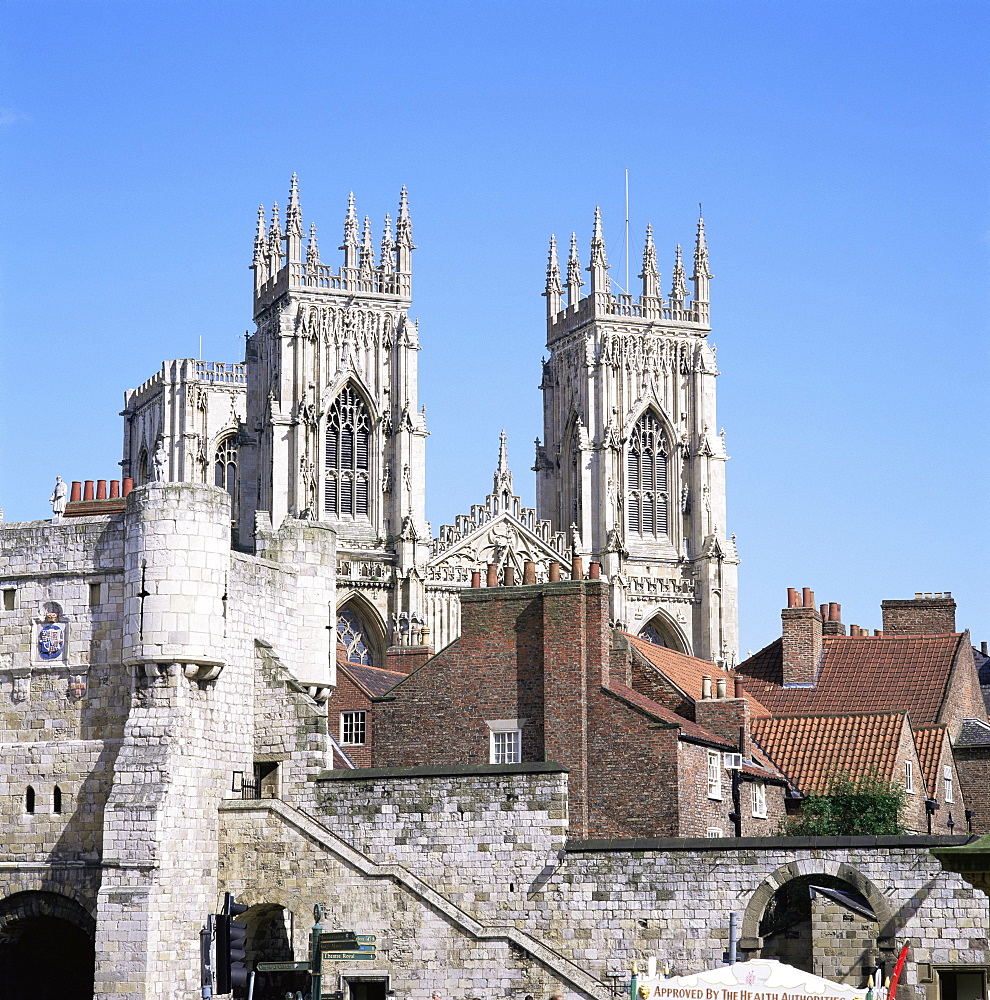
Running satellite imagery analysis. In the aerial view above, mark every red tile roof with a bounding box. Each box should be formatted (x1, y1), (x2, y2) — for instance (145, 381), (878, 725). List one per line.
(752, 712), (909, 794)
(626, 633), (770, 717)
(913, 725), (947, 798)
(736, 634), (963, 727)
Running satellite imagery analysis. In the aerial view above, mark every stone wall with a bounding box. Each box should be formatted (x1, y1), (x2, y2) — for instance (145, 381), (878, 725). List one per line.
(221, 767), (988, 1000)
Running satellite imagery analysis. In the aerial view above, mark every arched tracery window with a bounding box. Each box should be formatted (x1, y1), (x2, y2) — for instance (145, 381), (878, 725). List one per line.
(640, 618), (673, 649)
(337, 607), (375, 667)
(627, 411), (668, 537)
(137, 448), (149, 486)
(325, 387), (371, 518)
(214, 434), (238, 501)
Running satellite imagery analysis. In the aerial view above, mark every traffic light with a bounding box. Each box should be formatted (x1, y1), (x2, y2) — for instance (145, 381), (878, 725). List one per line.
(216, 891), (250, 994)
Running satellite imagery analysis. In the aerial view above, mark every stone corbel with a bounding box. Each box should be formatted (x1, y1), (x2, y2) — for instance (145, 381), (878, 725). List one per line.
(183, 663), (224, 682)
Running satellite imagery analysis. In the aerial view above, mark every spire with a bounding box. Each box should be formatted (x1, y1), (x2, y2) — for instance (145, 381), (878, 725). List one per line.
(253, 205), (266, 269)
(285, 173), (303, 238)
(395, 186), (415, 293)
(306, 222), (321, 268)
(266, 203), (283, 272)
(360, 215), (375, 277)
(396, 186), (414, 249)
(588, 206), (609, 295)
(670, 243), (687, 305)
(340, 192), (359, 278)
(285, 173), (303, 265)
(379, 212), (395, 275)
(543, 234), (562, 318)
(566, 232), (584, 306)
(639, 223), (660, 300)
(492, 429), (514, 504)
(691, 206), (711, 320)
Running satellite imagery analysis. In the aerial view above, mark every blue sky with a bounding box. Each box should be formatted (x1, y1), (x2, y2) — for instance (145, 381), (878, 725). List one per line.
(1, 0), (987, 655)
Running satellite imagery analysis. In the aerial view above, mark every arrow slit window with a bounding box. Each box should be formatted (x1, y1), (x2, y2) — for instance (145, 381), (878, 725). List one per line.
(627, 411), (668, 537)
(325, 387), (371, 518)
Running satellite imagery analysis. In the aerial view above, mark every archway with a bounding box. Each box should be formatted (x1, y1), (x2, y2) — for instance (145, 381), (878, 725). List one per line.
(0, 892), (95, 1000)
(741, 863), (895, 988)
(243, 902), (306, 1000)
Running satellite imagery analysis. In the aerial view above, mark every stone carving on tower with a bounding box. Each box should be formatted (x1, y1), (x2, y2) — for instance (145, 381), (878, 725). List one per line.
(535, 207), (739, 665)
(239, 176), (430, 663)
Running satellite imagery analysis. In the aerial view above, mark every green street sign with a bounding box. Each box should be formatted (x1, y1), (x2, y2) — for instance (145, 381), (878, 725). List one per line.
(255, 961), (311, 972)
(322, 951), (377, 962)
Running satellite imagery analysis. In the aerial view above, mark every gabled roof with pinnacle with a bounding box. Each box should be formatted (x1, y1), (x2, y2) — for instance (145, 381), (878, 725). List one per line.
(735, 633), (966, 728)
(429, 432), (569, 579)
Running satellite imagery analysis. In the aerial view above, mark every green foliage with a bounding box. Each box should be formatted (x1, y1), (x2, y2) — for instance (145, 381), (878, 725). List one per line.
(781, 771), (906, 836)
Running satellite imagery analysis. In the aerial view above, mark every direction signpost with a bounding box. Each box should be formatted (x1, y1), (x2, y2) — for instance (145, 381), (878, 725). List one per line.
(255, 962), (311, 973)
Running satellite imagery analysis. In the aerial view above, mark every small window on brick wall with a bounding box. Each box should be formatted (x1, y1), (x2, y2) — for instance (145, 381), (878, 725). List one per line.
(88, 583), (101, 607)
(904, 760), (914, 793)
(707, 750), (722, 799)
(341, 711), (366, 746)
(53, 785), (62, 814)
(25, 786), (35, 814)
(944, 765), (954, 803)
(706, 827), (723, 838)
(491, 730), (521, 765)
(751, 782), (767, 818)
(3, 589), (15, 611)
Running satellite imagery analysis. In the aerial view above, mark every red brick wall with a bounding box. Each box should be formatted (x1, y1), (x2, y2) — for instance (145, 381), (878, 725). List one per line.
(587, 689), (681, 838)
(326, 666), (374, 767)
(374, 588), (550, 767)
(881, 597), (956, 635)
(676, 741), (739, 837)
(955, 748), (990, 834)
(940, 634), (990, 735)
(739, 776), (787, 836)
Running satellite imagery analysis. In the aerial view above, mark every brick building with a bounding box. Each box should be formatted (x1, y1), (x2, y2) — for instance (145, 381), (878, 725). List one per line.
(372, 569), (787, 839)
(735, 590), (990, 834)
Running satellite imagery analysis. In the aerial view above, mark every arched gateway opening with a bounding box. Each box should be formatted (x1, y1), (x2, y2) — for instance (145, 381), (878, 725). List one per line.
(0, 892), (95, 1000)
(742, 864), (894, 988)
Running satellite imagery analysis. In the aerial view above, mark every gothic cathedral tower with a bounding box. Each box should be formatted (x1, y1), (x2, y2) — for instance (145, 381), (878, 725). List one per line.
(535, 209), (739, 665)
(240, 176), (430, 657)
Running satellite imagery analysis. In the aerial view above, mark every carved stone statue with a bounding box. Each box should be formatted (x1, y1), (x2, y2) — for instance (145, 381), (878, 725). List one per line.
(50, 476), (67, 516)
(153, 438), (167, 482)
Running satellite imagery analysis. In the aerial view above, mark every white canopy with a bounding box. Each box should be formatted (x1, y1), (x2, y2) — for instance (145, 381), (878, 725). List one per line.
(634, 959), (868, 1000)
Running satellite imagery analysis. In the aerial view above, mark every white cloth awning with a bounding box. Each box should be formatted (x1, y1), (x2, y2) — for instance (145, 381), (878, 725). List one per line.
(635, 959), (868, 1000)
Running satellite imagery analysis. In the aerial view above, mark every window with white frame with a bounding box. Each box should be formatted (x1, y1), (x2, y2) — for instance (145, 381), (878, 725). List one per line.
(944, 765), (954, 803)
(707, 750), (722, 799)
(706, 827), (723, 838)
(751, 782), (767, 818)
(490, 730), (521, 765)
(341, 711), (367, 745)
(904, 760), (914, 793)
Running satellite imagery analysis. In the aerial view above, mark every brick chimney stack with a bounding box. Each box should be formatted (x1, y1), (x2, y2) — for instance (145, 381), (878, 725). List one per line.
(821, 601), (845, 636)
(881, 593), (957, 635)
(695, 674), (752, 757)
(781, 586), (822, 687)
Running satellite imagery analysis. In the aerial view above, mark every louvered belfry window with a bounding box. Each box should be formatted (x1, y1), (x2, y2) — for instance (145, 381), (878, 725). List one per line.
(325, 387), (371, 518)
(627, 411), (669, 537)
